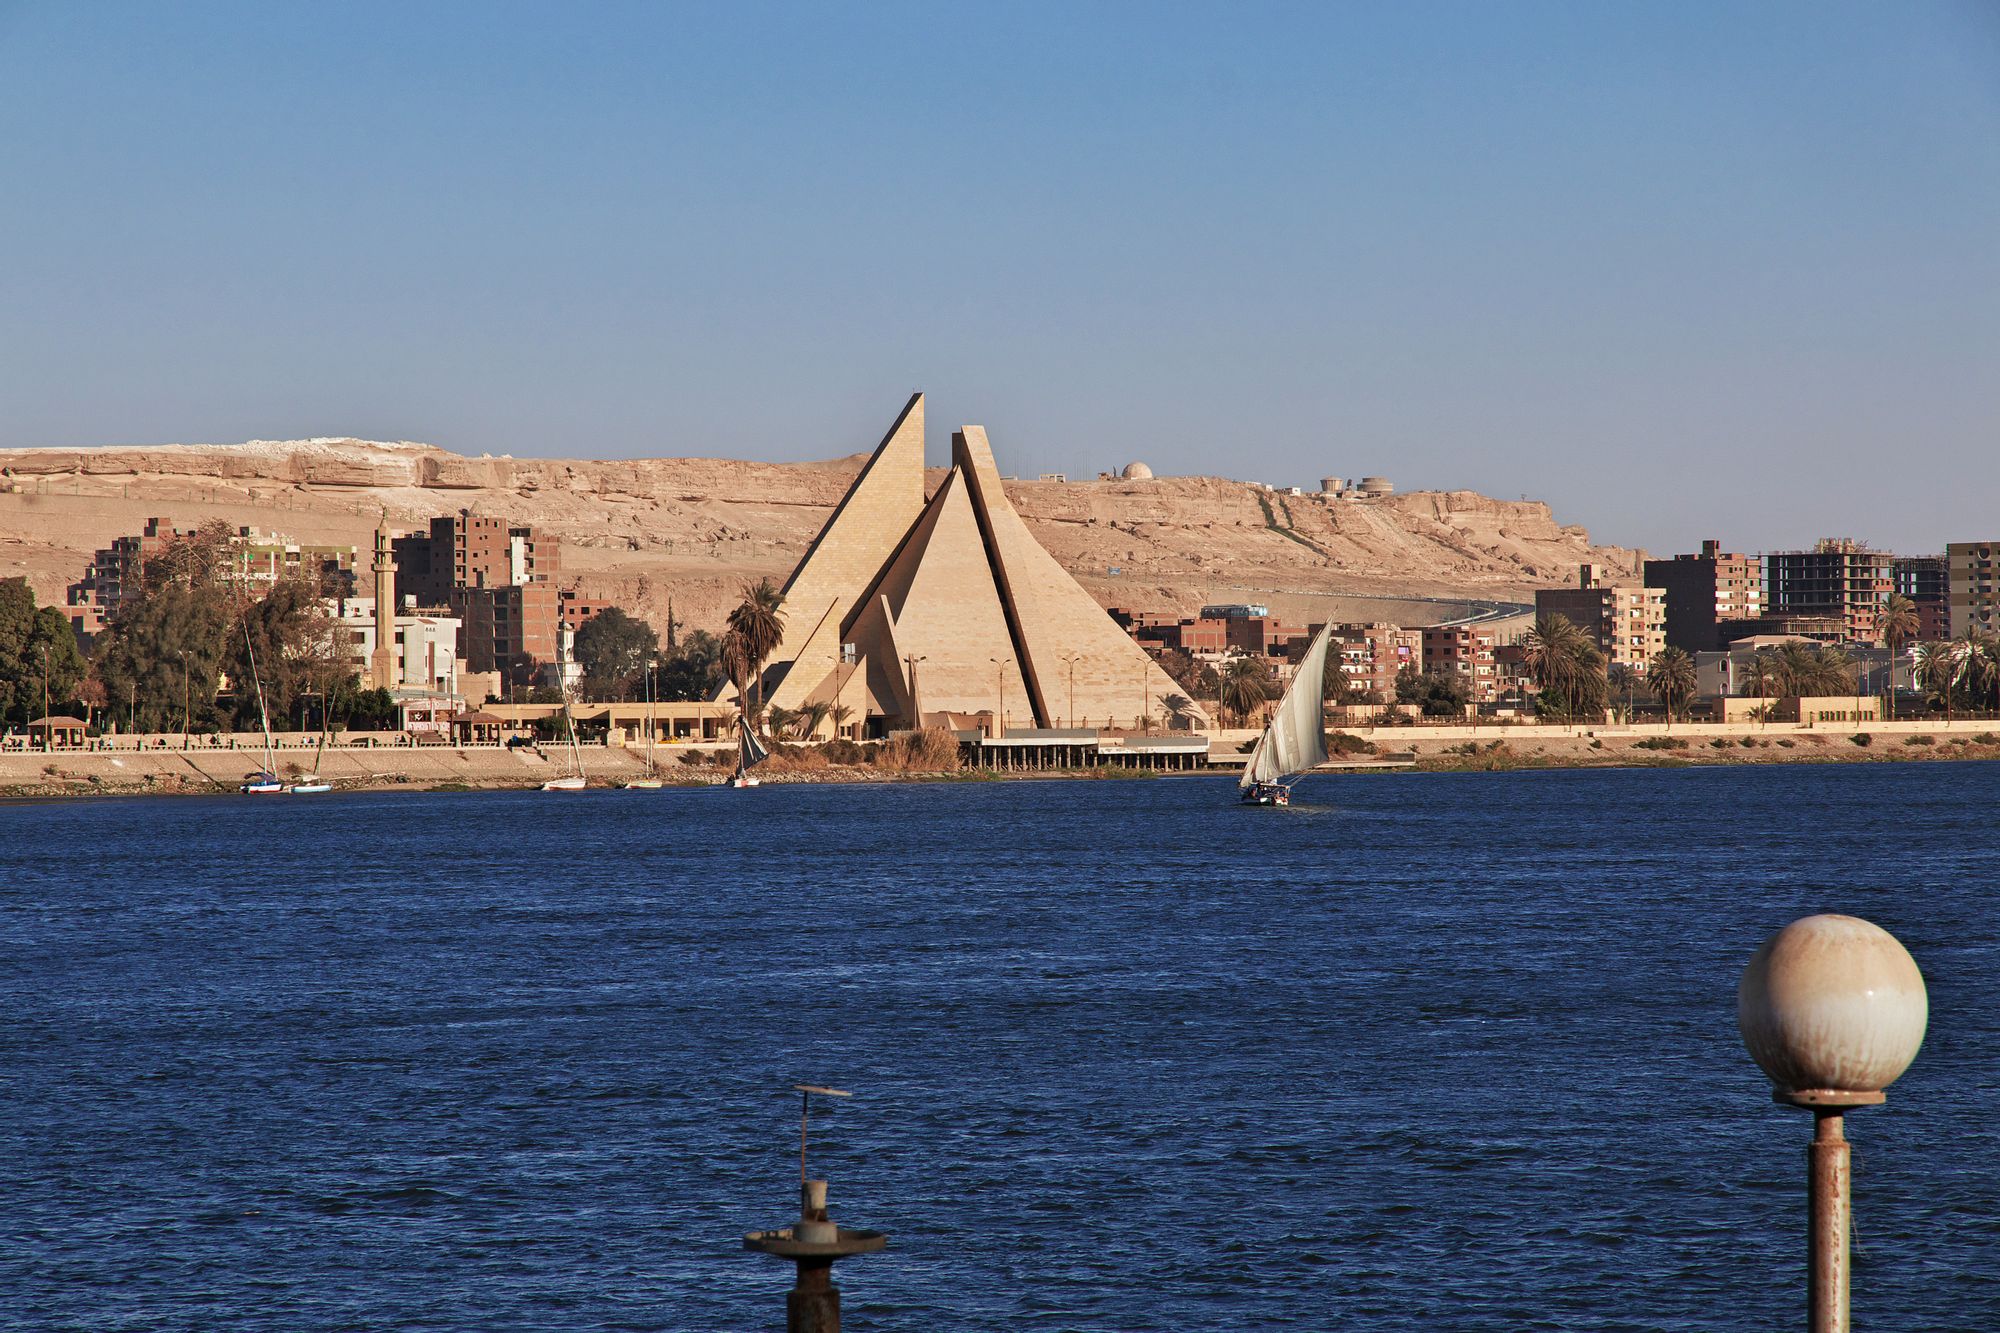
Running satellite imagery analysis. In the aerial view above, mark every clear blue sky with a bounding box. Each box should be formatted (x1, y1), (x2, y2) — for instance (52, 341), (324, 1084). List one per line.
(3, 2), (1996, 555)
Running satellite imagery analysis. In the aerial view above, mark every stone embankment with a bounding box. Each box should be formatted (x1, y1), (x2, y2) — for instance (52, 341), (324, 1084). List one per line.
(6, 715), (1999, 799)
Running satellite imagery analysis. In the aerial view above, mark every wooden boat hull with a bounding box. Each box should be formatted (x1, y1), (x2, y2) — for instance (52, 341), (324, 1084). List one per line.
(1240, 783), (1290, 807)
(542, 776), (587, 791)
(288, 783), (332, 795)
(624, 780), (664, 790)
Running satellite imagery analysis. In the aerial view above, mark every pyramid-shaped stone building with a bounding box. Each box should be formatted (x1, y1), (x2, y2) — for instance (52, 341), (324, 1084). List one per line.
(752, 394), (1205, 733)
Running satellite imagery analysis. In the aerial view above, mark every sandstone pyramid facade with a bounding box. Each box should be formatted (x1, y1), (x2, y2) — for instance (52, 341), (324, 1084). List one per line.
(753, 396), (1206, 733)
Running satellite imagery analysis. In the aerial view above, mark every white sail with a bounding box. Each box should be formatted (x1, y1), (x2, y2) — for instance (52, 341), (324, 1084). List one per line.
(1239, 622), (1334, 789)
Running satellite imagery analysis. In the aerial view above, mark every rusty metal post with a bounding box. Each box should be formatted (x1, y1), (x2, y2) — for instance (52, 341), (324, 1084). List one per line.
(747, 1088), (885, 1333)
(1738, 916), (1927, 1333)
(787, 1256), (839, 1332)
(1807, 1109), (1850, 1333)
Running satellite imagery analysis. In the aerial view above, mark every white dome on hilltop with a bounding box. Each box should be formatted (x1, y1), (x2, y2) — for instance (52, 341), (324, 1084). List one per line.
(1121, 461), (1154, 480)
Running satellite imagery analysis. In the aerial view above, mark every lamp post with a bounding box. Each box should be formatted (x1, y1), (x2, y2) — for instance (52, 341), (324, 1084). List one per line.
(1056, 652), (1080, 729)
(41, 645), (51, 753)
(179, 649), (192, 750)
(1738, 914), (1927, 1333)
(989, 656), (1011, 739)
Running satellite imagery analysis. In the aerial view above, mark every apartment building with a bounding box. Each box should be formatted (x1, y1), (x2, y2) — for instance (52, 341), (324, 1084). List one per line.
(1421, 623), (1500, 702)
(1644, 540), (1763, 652)
(67, 517), (357, 624)
(393, 510), (561, 606)
(1892, 555), (1950, 641)
(1324, 623), (1422, 700)
(1536, 564), (1667, 672)
(1947, 541), (2000, 639)
(1766, 539), (1892, 645)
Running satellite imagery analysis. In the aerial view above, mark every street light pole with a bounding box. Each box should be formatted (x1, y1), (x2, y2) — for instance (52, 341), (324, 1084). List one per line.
(41, 645), (51, 754)
(989, 657), (1010, 739)
(1739, 914), (1928, 1333)
(179, 650), (191, 750)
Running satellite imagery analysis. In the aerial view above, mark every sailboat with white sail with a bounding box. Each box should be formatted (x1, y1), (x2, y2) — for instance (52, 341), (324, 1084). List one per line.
(239, 626), (285, 794)
(624, 659), (664, 789)
(1238, 621), (1334, 807)
(542, 623), (587, 791)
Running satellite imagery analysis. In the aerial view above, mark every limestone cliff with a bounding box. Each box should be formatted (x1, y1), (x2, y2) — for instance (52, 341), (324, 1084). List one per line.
(0, 437), (1640, 632)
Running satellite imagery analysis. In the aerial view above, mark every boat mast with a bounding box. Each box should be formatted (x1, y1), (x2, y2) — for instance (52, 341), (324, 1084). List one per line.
(244, 625), (276, 774)
(644, 657), (657, 776)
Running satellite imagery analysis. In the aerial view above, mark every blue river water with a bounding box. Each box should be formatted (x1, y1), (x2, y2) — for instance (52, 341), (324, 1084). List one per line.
(2, 763), (1997, 1330)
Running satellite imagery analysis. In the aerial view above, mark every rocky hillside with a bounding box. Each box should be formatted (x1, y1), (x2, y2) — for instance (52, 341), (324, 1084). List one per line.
(0, 437), (1641, 633)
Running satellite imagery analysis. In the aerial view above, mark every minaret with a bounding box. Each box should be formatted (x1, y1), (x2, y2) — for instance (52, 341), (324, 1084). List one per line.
(370, 518), (397, 690)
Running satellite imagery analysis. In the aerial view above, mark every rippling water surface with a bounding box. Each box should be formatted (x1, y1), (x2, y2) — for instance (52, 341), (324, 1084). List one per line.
(3, 763), (1998, 1330)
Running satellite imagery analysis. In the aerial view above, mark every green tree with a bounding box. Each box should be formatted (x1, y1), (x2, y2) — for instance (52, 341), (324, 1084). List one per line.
(0, 580), (87, 726)
(220, 578), (330, 729)
(1156, 646), (1220, 701)
(1913, 640), (1958, 721)
(654, 628), (724, 702)
(1522, 614), (1601, 720)
(574, 608), (658, 699)
(1219, 656), (1274, 726)
(1397, 668), (1471, 717)
(1648, 646), (1698, 725)
(94, 579), (234, 733)
(726, 579), (786, 727)
(1879, 594), (1920, 713)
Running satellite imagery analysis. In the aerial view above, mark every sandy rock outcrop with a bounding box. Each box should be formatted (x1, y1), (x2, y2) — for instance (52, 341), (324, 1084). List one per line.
(0, 437), (1640, 634)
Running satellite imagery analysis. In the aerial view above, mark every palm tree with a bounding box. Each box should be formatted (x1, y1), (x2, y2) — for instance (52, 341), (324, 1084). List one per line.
(1744, 649), (1779, 723)
(720, 629), (751, 720)
(726, 578), (785, 731)
(795, 698), (833, 741)
(829, 701), (854, 741)
(1523, 615), (1589, 719)
(1960, 633), (2000, 719)
(1648, 646), (1698, 727)
(1879, 594), (1920, 715)
(1220, 657), (1271, 727)
(1607, 663), (1636, 722)
(1914, 641), (1957, 721)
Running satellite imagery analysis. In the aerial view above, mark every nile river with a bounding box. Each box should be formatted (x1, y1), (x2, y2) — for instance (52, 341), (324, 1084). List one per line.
(3, 764), (1997, 1329)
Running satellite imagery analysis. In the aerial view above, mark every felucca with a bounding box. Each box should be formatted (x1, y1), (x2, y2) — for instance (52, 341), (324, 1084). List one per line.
(624, 660), (664, 789)
(239, 626), (285, 794)
(542, 631), (587, 791)
(1238, 621), (1334, 807)
(729, 718), (769, 789)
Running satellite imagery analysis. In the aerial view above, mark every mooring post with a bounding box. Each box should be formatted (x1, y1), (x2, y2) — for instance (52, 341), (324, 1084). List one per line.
(1737, 914), (1927, 1333)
